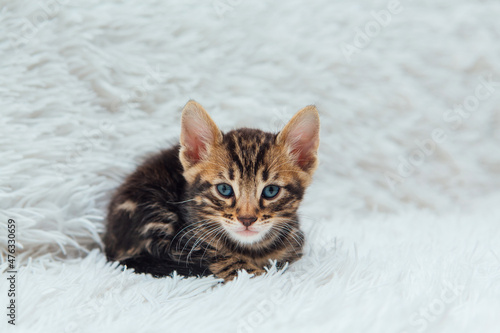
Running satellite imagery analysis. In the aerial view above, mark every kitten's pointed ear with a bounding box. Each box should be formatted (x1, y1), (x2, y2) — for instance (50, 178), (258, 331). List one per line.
(180, 101), (222, 168)
(277, 105), (320, 173)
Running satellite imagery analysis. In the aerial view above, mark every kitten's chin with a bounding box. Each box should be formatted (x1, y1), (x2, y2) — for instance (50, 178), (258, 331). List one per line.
(226, 226), (269, 245)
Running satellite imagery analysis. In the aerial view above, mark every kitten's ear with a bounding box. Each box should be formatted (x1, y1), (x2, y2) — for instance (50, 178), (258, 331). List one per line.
(180, 101), (222, 168)
(277, 105), (320, 173)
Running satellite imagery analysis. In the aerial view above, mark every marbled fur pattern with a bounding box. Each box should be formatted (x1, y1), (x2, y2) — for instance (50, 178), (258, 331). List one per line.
(104, 101), (320, 281)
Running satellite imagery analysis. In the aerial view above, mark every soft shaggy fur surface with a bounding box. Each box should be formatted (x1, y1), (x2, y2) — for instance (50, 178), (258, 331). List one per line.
(1, 0), (500, 332)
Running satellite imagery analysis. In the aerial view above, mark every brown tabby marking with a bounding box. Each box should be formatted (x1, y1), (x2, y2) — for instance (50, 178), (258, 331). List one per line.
(104, 101), (320, 281)
(141, 222), (174, 236)
(116, 200), (137, 214)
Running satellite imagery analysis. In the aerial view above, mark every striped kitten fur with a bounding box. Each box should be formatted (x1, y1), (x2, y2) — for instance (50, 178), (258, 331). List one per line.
(104, 101), (320, 281)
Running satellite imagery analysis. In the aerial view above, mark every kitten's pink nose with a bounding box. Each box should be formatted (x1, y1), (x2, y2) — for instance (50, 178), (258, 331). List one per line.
(238, 216), (257, 227)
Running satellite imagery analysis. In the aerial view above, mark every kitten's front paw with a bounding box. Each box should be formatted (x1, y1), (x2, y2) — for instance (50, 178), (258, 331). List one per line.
(244, 267), (267, 278)
(210, 260), (266, 282)
(218, 268), (267, 282)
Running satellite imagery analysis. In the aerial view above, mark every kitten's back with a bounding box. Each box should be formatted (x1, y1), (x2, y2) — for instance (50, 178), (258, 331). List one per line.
(104, 146), (185, 262)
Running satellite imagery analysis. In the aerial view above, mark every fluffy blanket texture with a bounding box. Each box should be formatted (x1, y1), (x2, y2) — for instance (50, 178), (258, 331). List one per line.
(1, 0), (500, 332)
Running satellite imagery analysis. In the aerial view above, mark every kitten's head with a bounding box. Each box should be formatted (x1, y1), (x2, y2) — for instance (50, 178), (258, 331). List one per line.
(179, 101), (320, 248)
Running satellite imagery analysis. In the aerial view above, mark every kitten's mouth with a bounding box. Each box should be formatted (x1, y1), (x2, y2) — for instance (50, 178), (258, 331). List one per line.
(224, 223), (269, 244)
(235, 228), (260, 237)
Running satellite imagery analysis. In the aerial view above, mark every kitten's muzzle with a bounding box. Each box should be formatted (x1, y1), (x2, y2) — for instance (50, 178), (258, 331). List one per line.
(237, 216), (258, 227)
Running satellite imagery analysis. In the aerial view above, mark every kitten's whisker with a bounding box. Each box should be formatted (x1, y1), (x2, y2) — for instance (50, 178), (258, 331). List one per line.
(213, 227), (229, 253)
(189, 225), (221, 262)
(179, 221), (217, 258)
(269, 226), (289, 252)
(179, 225), (207, 255)
(163, 198), (196, 205)
(169, 219), (211, 252)
(170, 220), (213, 259)
(186, 226), (216, 261)
(202, 227), (226, 260)
(268, 226), (298, 259)
(277, 223), (304, 250)
(283, 235), (300, 257)
(171, 219), (210, 243)
(188, 224), (218, 255)
(176, 225), (209, 264)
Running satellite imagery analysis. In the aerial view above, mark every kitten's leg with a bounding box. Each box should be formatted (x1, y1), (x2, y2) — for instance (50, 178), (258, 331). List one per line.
(139, 221), (176, 256)
(121, 253), (211, 278)
(110, 205), (214, 277)
(124, 224), (214, 278)
(106, 199), (178, 264)
(209, 256), (267, 281)
(208, 229), (304, 281)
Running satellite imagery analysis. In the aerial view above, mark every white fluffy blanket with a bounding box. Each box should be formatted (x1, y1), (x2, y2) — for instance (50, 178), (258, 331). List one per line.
(1, 0), (500, 332)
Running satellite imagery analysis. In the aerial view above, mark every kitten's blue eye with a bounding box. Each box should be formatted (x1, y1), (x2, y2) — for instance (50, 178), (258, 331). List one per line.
(217, 183), (234, 197)
(262, 185), (280, 199)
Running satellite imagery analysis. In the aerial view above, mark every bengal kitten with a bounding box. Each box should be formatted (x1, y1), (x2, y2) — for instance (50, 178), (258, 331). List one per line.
(104, 101), (320, 281)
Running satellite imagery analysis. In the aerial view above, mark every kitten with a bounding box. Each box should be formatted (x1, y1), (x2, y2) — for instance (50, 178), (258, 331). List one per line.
(104, 101), (320, 281)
